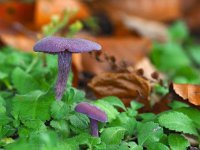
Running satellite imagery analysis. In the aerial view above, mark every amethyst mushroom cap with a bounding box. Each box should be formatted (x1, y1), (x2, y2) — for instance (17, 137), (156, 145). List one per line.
(33, 36), (101, 100)
(75, 102), (107, 137)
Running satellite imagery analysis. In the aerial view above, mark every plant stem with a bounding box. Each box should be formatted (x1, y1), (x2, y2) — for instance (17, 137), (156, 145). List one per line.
(55, 52), (72, 100)
(3, 80), (13, 90)
(90, 118), (99, 137)
(26, 55), (39, 73)
(42, 53), (47, 67)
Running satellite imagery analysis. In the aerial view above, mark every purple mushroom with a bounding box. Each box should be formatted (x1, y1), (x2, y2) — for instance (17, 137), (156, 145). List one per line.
(33, 36), (101, 100)
(75, 102), (108, 137)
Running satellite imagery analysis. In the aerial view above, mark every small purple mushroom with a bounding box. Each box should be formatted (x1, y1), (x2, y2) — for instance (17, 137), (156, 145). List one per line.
(75, 102), (107, 137)
(33, 36), (101, 100)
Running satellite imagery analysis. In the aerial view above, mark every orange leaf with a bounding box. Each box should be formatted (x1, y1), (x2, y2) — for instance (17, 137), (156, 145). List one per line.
(172, 83), (200, 106)
(0, 2), (34, 23)
(90, 0), (182, 21)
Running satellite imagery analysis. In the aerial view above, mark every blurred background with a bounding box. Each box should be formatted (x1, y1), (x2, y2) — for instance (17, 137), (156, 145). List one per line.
(1, 0), (200, 111)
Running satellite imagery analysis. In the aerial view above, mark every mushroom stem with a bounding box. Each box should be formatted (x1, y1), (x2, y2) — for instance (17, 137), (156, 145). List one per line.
(55, 52), (72, 100)
(90, 118), (99, 137)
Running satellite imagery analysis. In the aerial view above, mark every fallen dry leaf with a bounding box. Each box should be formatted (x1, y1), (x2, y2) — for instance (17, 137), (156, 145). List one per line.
(79, 36), (151, 74)
(134, 57), (165, 81)
(88, 0), (182, 22)
(0, 2), (34, 24)
(122, 15), (169, 42)
(0, 33), (35, 51)
(88, 72), (151, 107)
(0, 21), (37, 51)
(183, 2), (200, 31)
(171, 83), (200, 106)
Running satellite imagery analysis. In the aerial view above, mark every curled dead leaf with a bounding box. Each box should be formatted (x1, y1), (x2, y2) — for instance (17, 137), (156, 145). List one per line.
(171, 83), (200, 106)
(88, 72), (151, 106)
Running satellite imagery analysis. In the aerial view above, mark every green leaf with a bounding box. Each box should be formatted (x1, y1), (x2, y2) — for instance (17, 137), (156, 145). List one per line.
(12, 90), (54, 121)
(175, 107), (200, 127)
(109, 112), (137, 135)
(0, 96), (6, 114)
(72, 132), (91, 145)
(12, 68), (41, 94)
(0, 113), (11, 126)
(150, 42), (190, 72)
(137, 121), (164, 146)
(50, 101), (69, 119)
(99, 96), (126, 110)
(8, 130), (73, 150)
(101, 127), (126, 144)
(0, 71), (8, 80)
(93, 100), (119, 122)
(0, 125), (15, 139)
(69, 113), (89, 129)
(172, 66), (200, 84)
(130, 101), (144, 110)
(50, 120), (70, 137)
(138, 113), (156, 122)
(168, 21), (189, 41)
(88, 136), (101, 148)
(188, 45), (200, 65)
(65, 87), (85, 104)
(153, 84), (169, 95)
(22, 119), (46, 131)
(5, 49), (31, 68)
(126, 108), (138, 117)
(118, 142), (143, 150)
(168, 100), (189, 109)
(125, 142), (143, 150)
(168, 134), (190, 150)
(158, 111), (198, 136)
(146, 142), (169, 150)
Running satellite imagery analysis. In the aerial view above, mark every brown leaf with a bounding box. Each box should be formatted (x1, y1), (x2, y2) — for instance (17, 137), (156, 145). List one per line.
(0, 21), (37, 51)
(80, 36), (151, 74)
(171, 83), (200, 106)
(88, 72), (151, 107)
(134, 57), (164, 81)
(0, 33), (35, 51)
(89, 0), (182, 22)
(122, 15), (169, 42)
(183, 2), (200, 31)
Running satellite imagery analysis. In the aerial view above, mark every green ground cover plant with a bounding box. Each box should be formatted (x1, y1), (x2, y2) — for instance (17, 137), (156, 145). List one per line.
(0, 21), (199, 150)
